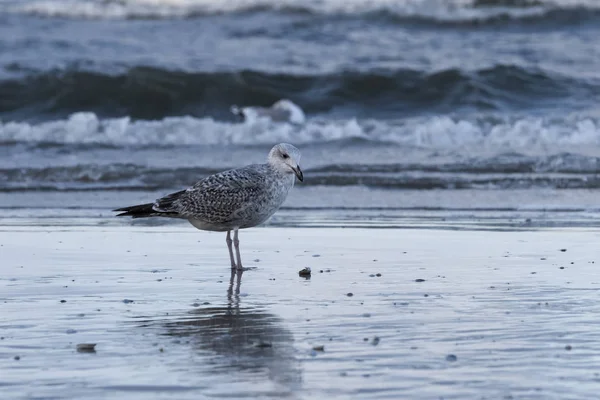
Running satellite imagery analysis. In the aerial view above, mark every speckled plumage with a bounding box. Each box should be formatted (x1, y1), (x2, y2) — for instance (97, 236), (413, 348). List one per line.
(154, 163), (295, 231)
(114, 143), (303, 269)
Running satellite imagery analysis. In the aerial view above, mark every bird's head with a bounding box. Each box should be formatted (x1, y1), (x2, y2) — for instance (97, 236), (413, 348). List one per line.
(268, 143), (303, 182)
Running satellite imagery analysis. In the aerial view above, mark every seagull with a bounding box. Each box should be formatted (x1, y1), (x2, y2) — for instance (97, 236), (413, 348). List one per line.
(113, 143), (303, 270)
(230, 99), (306, 125)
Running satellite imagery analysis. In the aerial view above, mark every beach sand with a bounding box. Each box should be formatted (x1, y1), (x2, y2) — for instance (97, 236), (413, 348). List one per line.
(1, 225), (600, 399)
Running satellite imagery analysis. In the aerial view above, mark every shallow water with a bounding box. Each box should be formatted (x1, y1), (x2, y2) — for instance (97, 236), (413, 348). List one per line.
(2, 225), (600, 399)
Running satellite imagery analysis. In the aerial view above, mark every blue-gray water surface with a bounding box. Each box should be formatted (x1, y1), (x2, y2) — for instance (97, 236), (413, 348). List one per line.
(2, 0), (600, 225)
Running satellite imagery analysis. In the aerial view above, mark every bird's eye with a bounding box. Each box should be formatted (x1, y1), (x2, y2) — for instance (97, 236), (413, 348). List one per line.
(282, 153), (289, 159)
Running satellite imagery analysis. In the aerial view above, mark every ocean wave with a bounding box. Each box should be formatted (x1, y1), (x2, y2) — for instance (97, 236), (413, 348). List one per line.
(3, 155), (600, 192)
(0, 66), (594, 121)
(5, 0), (600, 25)
(3, 112), (600, 153)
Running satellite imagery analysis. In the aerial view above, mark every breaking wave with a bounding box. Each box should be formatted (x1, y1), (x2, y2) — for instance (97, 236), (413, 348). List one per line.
(5, 0), (600, 27)
(2, 112), (600, 152)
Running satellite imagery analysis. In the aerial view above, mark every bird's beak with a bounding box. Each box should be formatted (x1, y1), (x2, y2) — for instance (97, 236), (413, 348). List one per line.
(293, 165), (303, 182)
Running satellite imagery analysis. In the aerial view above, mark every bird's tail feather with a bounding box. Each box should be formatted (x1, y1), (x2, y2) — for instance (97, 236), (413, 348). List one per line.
(113, 203), (163, 218)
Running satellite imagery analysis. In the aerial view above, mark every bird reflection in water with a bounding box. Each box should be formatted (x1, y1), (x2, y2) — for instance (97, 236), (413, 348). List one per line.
(158, 269), (302, 395)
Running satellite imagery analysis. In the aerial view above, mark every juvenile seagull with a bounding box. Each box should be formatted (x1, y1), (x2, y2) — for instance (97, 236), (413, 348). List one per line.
(114, 143), (303, 270)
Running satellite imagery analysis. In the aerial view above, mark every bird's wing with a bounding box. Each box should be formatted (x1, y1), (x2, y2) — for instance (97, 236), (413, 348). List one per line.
(153, 165), (268, 224)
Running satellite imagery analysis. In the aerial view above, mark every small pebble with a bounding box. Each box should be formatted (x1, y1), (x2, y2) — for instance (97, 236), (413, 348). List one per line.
(122, 299), (134, 304)
(415, 279), (425, 282)
(346, 292), (354, 297)
(559, 267), (565, 270)
(298, 267), (311, 278)
(312, 345), (325, 352)
(371, 337), (380, 346)
(66, 329), (77, 334)
(76, 343), (96, 353)
(256, 342), (272, 348)
(60, 300), (67, 303)
(565, 345), (572, 351)
(560, 249), (567, 252)
(14, 356), (20, 361)
(446, 354), (458, 362)
(376, 273), (381, 277)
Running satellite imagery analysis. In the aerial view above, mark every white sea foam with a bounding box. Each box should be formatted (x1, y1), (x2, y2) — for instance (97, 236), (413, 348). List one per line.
(3, 112), (600, 155)
(4, 0), (599, 20)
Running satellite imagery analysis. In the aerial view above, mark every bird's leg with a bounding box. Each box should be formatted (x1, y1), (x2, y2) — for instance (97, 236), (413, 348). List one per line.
(226, 230), (236, 269)
(233, 228), (243, 270)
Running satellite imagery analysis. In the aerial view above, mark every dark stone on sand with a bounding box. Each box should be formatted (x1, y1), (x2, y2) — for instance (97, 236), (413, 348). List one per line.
(445, 354), (457, 362)
(256, 342), (272, 348)
(312, 254), (321, 257)
(565, 345), (572, 351)
(66, 329), (77, 334)
(60, 300), (66, 303)
(122, 299), (134, 304)
(371, 337), (380, 346)
(424, 294), (429, 297)
(346, 292), (354, 297)
(14, 356), (20, 360)
(560, 249), (566, 252)
(415, 279), (425, 282)
(192, 303), (200, 307)
(369, 274), (375, 277)
(312, 345), (325, 351)
(376, 273), (381, 277)
(559, 267), (565, 269)
(363, 338), (368, 341)
(299, 267), (311, 277)
(76, 343), (96, 353)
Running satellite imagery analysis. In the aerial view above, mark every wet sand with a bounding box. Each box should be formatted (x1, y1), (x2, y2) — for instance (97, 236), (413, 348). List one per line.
(1, 225), (600, 399)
